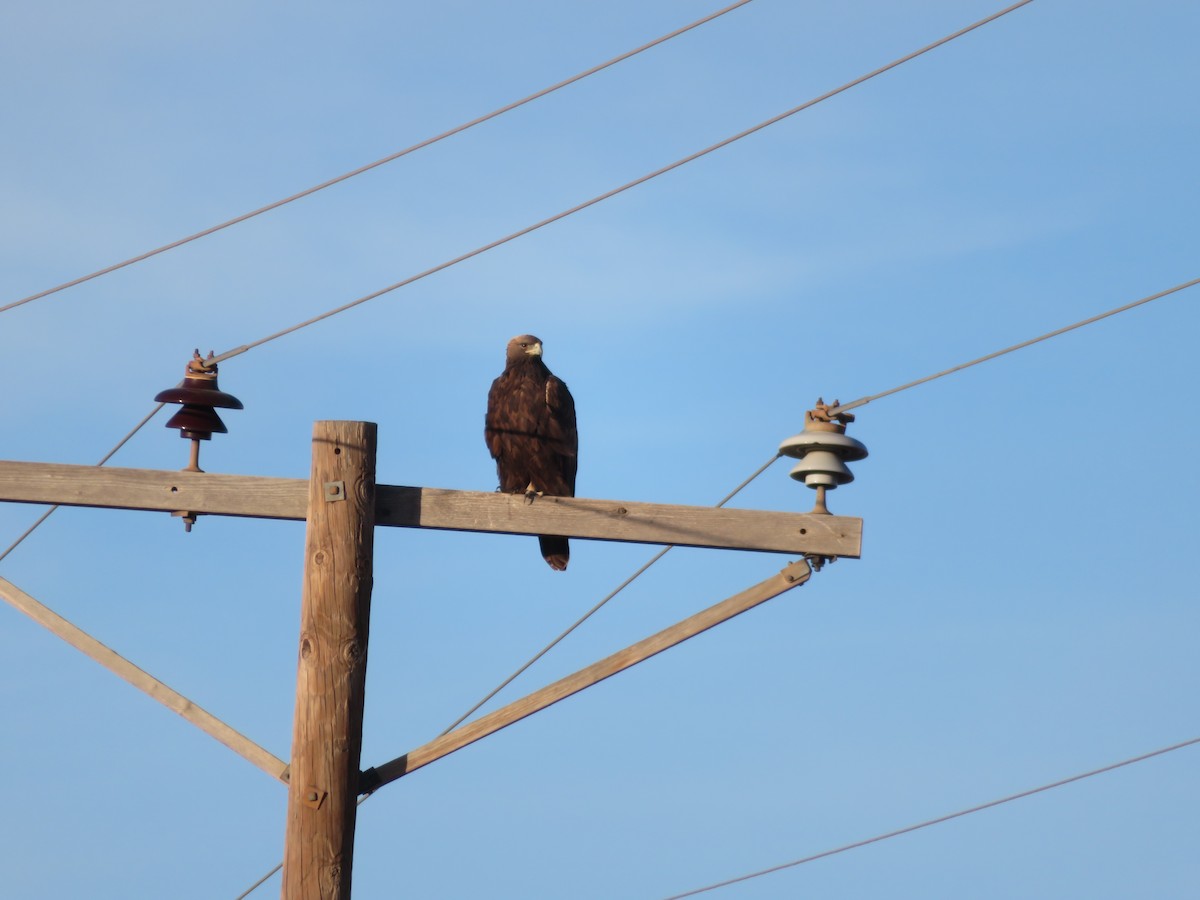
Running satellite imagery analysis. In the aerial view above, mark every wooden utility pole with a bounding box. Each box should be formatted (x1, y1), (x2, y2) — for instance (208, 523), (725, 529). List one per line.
(0, 422), (866, 899)
(281, 421), (378, 899)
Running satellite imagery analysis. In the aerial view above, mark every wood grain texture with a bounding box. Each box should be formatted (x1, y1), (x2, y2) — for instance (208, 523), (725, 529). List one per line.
(376, 487), (862, 557)
(281, 423), (377, 900)
(0, 460), (306, 519)
(364, 559), (812, 791)
(0, 575), (288, 782)
(0, 461), (860, 557)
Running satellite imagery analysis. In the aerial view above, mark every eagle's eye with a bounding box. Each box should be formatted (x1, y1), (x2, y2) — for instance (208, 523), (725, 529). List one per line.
(520, 342), (528, 348)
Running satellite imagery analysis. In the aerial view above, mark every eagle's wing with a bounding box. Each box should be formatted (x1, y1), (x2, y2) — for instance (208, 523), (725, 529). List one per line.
(484, 377), (506, 459)
(543, 375), (578, 494)
(542, 375), (577, 455)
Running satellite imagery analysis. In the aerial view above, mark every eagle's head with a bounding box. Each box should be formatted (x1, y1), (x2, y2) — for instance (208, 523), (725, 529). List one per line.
(506, 334), (544, 364)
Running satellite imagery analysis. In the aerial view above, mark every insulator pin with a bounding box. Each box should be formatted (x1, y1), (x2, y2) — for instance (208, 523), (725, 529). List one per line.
(779, 400), (867, 515)
(154, 350), (244, 529)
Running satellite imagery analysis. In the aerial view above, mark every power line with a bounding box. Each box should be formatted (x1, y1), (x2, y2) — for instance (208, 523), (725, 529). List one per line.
(2, 0), (1038, 571)
(830, 276), (1200, 417)
(662, 734), (1200, 898)
(0, 0), (1041, 585)
(0, 0), (756, 317)
(0, 0), (1046, 685)
(207, 0), (1038, 367)
(2, 1), (1185, 893)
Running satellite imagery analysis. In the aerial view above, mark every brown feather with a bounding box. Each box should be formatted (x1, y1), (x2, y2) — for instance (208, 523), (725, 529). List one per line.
(485, 335), (578, 570)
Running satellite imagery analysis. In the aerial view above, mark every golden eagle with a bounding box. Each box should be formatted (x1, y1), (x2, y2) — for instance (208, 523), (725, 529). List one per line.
(485, 334), (578, 571)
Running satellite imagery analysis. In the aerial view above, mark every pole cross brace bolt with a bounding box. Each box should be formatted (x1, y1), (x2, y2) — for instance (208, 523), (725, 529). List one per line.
(303, 787), (328, 810)
(324, 481), (346, 502)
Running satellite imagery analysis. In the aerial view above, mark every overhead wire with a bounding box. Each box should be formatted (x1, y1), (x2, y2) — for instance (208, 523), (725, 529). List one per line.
(4, 0), (1184, 894)
(2, 0), (1040, 565)
(662, 734), (1200, 898)
(12, 0), (1168, 890)
(0, 0), (754, 560)
(0, 0), (757, 317)
(23, 7), (1199, 900)
(205, 0), (1039, 368)
(232, 860), (285, 900)
(830, 276), (1200, 417)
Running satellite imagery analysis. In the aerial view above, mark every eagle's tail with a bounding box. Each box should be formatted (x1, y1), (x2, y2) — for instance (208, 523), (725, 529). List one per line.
(539, 535), (569, 572)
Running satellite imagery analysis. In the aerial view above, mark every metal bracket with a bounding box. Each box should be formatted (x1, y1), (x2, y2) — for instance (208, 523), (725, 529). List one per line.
(303, 787), (328, 810)
(358, 766), (382, 796)
(324, 481), (346, 502)
(171, 509), (199, 532)
(803, 553), (835, 573)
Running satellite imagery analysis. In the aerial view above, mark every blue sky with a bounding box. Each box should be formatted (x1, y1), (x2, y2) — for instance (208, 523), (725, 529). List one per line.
(2, 1), (1198, 897)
